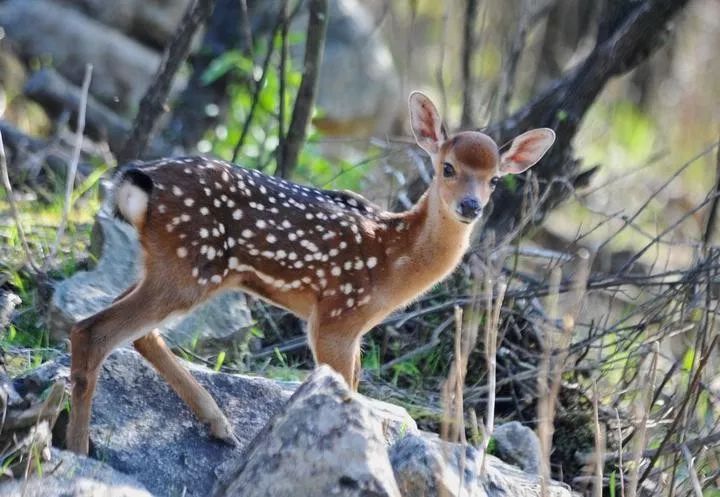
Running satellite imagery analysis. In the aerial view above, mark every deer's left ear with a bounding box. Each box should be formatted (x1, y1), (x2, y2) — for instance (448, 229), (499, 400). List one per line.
(500, 128), (555, 175)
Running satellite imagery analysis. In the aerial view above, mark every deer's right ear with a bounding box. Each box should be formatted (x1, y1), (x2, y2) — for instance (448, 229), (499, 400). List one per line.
(409, 91), (447, 155)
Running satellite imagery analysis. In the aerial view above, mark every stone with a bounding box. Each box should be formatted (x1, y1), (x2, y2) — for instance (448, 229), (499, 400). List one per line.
(0, 290), (20, 332)
(389, 433), (575, 497)
(47, 199), (253, 348)
(214, 366), (402, 497)
(58, 0), (193, 48)
(249, 0), (401, 137)
(23, 351), (415, 497)
(0, 0), (163, 114)
(0, 448), (154, 497)
(27, 350), (289, 497)
(493, 421), (542, 475)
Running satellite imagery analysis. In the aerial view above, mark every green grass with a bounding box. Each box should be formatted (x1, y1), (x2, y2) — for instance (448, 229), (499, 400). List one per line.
(0, 164), (105, 359)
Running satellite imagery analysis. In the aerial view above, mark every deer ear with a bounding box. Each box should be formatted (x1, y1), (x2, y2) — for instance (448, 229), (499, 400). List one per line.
(409, 91), (447, 155)
(500, 128), (555, 175)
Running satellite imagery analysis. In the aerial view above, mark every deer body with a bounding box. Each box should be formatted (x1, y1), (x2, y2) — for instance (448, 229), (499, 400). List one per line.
(66, 92), (554, 454)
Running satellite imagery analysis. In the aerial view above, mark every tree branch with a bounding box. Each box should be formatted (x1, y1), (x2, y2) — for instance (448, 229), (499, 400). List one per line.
(398, 0), (691, 244)
(118, 0), (215, 163)
(276, 0), (328, 179)
(460, 0), (479, 128)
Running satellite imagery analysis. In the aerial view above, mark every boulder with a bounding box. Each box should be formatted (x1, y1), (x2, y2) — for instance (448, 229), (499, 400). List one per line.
(493, 421), (542, 475)
(214, 366), (403, 497)
(0, 290), (20, 332)
(58, 0), (193, 49)
(23, 351), (416, 497)
(250, 0), (401, 137)
(0, 449), (154, 497)
(0, 0), (163, 113)
(47, 199), (253, 348)
(390, 434), (574, 497)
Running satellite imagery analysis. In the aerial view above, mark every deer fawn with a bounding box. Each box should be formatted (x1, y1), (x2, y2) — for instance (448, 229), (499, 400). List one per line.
(66, 92), (554, 454)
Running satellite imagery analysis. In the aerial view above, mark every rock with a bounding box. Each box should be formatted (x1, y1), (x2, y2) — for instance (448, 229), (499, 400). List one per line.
(0, 0), (163, 114)
(389, 434), (575, 497)
(23, 351), (415, 497)
(214, 366), (402, 497)
(0, 448), (154, 497)
(28, 349), (289, 497)
(47, 199), (252, 348)
(0, 290), (20, 332)
(493, 421), (541, 475)
(248, 0), (400, 137)
(59, 0), (193, 49)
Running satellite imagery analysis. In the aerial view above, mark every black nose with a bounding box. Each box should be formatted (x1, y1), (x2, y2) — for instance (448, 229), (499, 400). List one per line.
(458, 197), (481, 219)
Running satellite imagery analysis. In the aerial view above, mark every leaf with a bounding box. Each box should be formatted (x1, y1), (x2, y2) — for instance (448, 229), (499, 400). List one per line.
(202, 51), (249, 85)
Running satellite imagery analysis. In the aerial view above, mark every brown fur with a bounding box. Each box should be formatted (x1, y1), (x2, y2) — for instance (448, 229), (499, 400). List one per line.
(66, 92), (553, 455)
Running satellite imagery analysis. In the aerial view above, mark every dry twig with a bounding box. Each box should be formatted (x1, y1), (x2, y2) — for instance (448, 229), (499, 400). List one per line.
(0, 133), (37, 272)
(276, 0), (328, 179)
(48, 64), (92, 266)
(119, 0), (215, 163)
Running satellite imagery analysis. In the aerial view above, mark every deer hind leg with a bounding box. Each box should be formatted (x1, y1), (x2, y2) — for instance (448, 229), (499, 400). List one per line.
(66, 281), (194, 454)
(133, 330), (236, 444)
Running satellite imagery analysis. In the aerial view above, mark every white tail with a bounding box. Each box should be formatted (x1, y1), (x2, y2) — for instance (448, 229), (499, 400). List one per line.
(66, 91), (555, 454)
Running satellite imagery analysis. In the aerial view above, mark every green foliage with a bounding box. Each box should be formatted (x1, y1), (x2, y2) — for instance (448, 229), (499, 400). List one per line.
(485, 437), (496, 455)
(0, 158), (105, 363)
(201, 36), (361, 192)
(214, 350), (226, 372)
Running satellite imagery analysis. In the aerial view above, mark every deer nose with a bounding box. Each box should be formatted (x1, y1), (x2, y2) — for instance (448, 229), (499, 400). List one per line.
(457, 197), (482, 220)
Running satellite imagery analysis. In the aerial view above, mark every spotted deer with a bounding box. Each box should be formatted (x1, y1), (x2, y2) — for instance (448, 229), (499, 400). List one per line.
(66, 91), (554, 454)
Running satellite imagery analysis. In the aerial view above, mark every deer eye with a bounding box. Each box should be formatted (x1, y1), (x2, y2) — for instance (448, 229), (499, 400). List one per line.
(490, 177), (500, 190)
(443, 162), (456, 178)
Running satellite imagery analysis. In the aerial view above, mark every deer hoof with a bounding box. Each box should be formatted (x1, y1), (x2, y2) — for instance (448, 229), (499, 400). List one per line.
(210, 416), (238, 446)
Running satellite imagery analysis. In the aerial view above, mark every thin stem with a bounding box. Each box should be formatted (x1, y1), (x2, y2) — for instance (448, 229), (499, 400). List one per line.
(0, 132), (38, 272)
(276, 0), (328, 179)
(49, 64), (92, 265)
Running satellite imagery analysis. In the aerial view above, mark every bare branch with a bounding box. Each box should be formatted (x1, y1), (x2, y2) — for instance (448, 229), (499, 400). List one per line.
(118, 0), (215, 163)
(0, 132), (37, 272)
(702, 134), (720, 251)
(460, 0), (479, 128)
(231, 17), (283, 163)
(49, 64), (92, 266)
(276, 0), (329, 179)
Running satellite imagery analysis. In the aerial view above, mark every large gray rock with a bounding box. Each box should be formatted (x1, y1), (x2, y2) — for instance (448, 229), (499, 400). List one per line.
(390, 434), (574, 497)
(48, 199), (253, 347)
(0, 0), (162, 113)
(493, 421), (541, 475)
(30, 349), (289, 497)
(27, 351), (416, 497)
(251, 0), (400, 136)
(59, 0), (193, 48)
(0, 448), (153, 497)
(214, 366), (403, 497)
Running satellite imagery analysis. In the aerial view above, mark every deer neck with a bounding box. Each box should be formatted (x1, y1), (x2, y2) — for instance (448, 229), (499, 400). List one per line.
(385, 184), (474, 293)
